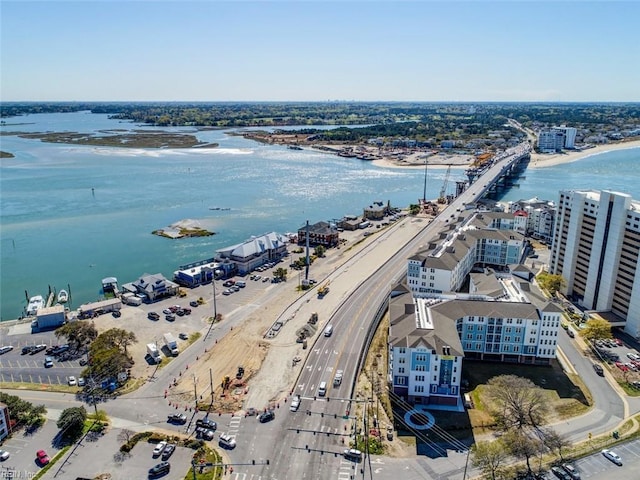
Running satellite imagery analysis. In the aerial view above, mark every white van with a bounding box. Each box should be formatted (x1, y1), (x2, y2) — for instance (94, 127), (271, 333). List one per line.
(324, 325), (333, 337)
(236, 280), (246, 288)
(318, 381), (327, 397)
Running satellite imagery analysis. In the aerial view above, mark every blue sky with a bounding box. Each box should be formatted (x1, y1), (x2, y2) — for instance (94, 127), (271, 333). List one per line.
(1, 1), (639, 102)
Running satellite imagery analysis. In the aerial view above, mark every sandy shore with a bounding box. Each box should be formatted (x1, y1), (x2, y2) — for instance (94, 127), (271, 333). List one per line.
(529, 140), (640, 169)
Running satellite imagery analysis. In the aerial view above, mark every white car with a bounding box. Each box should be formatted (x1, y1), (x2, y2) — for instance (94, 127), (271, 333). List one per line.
(602, 448), (622, 465)
(153, 441), (167, 457)
(290, 395), (301, 412)
(218, 433), (236, 449)
(0, 449), (10, 461)
(77, 377), (85, 387)
(68, 376), (77, 386)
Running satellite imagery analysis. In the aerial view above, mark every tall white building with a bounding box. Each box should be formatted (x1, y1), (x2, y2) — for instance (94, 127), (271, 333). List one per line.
(537, 126), (578, 152)
(549, 190), (640, 336)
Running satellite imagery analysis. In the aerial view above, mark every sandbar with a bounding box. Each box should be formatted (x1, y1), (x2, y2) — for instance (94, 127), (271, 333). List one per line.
(529, 140), (640, 169)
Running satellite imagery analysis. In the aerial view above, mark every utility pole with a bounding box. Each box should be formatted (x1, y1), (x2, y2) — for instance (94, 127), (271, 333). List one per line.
(305, 220), (310, 281)
(193, 375), (198, 411)
(209, 368), (214, 410)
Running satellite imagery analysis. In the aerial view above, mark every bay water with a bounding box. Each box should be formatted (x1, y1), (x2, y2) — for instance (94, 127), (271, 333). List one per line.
(1, 112), (638, 320)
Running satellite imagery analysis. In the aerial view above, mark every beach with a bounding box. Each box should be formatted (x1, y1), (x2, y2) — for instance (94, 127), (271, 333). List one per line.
(529, 140), (640, 169)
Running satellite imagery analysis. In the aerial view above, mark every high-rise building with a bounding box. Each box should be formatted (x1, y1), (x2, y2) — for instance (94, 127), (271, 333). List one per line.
(537, 126), (578, 152)
(549, 190), (640, 336)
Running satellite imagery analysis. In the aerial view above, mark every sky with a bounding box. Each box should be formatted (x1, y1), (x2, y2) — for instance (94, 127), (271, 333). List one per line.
(1, 1), (639, 102)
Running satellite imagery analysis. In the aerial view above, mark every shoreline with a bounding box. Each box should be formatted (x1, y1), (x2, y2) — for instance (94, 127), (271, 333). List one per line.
(528, 140), (640, 169)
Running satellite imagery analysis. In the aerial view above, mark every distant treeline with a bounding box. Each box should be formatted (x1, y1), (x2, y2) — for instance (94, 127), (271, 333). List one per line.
(2, 102), (639, 134)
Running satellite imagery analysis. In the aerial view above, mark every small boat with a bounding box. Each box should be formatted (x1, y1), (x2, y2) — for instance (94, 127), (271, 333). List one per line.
(57, 289), (69, 304)
(26, 295), (45, 316)
(288, 145), (303, 150)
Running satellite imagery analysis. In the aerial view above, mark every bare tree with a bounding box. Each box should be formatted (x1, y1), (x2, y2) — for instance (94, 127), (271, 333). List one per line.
(539, 427), (571, 461)
(504, 429), (545, 475)
(471, 439), (509, 480)
(117, 428), (135, 444)
(487, 375), (549, 430)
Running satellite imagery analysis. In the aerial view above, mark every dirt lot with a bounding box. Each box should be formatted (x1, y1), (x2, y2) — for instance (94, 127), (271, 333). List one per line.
(165, 214), (430, 414)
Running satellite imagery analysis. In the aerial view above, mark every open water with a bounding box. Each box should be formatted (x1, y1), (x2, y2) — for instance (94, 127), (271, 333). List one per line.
(1, 112), (639, 320)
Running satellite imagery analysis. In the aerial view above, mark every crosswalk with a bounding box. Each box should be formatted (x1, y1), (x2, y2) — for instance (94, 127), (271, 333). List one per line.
(337, 457), (358, 480)
(227, 413), (242, 439)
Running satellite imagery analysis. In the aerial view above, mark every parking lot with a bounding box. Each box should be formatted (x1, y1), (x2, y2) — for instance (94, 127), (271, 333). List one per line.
(567, 438), (640, 479)
(0, 329), (85, 386)
(590, 336), (640, 387)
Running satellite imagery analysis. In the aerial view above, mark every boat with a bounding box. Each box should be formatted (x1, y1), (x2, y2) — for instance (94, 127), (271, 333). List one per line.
(287, 145), (303, 150)
(57, 289), (69, 304)
(26, 295), (45, 316)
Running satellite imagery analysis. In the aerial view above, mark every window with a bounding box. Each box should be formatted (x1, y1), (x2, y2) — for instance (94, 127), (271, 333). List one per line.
(416, 375), (425, 382)
(398, 367), (405, 374)
(399, 357), (406, 364)
(415, 385), (424, 393)
(396, 377), (406, 385)
(399, 348), (406, 354)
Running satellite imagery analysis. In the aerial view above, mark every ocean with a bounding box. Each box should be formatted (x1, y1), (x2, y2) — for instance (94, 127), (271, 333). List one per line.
(1, 112), (639, 320)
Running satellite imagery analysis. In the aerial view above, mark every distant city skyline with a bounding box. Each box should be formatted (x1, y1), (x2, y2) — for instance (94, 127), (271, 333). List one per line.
(1, 1), (639, 102)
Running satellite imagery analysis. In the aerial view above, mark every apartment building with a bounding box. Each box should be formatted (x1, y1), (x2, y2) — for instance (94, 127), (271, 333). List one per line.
(508, 197), (556, 242)
(0, 402), (10, 441)
(388, 273), (562, 407)
(537, 126), (578, 152)
(549, 190), (640, 336)
(407, 212), (524, 294)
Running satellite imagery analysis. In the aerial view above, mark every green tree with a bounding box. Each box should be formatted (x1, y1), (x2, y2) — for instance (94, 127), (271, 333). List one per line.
(471, 439), (509, 480)
(536, 272), (565, 296)
(0, 392), (47, 429)
(273, 267), (288, 281)
(580, 318), (613, 342)
(487, 375), (549, 431)
(92, 328), (137, 356)
(314, 245), (326, 257)
(55, 321), (98, 352)
(408, 204), (420, 215)
(57, 406), (87, 441)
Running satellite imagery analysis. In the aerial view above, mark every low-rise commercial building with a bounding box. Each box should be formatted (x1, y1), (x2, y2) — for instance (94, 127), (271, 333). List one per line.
(216, 231), (289, 275)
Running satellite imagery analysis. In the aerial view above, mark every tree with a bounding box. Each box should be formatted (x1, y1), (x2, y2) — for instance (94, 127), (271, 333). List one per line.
(274, 267), (288, 281)
(57, 406), (87, 441)
(536, 272), (565, 296)
(92, 328), (137, 356)
(314, 245), (326, 258)
(55, 321), (98, 352)
(503, 429), (545, 476)
(580, 318), (613, 342)
(408, 204), (420, 215)
(471, 439), (509, 480)
(0, 392), (47, 429)
(117, 428), (135, 443)
(539, 427), (571, 461)
(487, 375), (549, 431)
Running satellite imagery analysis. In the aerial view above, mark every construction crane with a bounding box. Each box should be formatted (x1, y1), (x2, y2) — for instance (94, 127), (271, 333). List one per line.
(437, 165), (452, 204)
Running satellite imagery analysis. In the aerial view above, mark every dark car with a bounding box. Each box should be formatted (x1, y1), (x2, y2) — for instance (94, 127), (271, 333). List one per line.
(22, 345), (36, 355)
(148, 312), (160, 321)
(196, 417), (217, 431)
(189, 301), (199, 308)
(195, 427), (215, 440)
(52, 344), (70, 355)
(161, 444), (176, 460)
(148, 461), (170, 478)
(550, 467), (571, 480)
(258, 410), (275, 423)
(30, 344), (47, 354)
(593, 363), (604, 376)
(167, 413), (187, 424)
(112, 310), (121, 318)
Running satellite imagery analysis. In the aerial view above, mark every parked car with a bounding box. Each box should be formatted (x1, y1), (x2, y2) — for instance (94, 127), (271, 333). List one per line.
(562, 463), (580, 479)
(77, 377), (85, 387)
(218, 433), (236, 449)
(148, 312), (160, 321)
(112, 310), (121, 318)
(36, 449), (50, 466)
(44, 356), (54, 368)
(22, 345), (36, 355)
(627, 352), (640, 361)
(165, 314), (175, 322)
(551, 466), (571, 480)
(167, 413), (187, 424)
(153, 441), (167, 457)
(68, 376), (77, 386)
(178, 332), (189, 340)
(223, 280), (235, 287)
(30, 344), (47, 354)
(0, 450), (10, 461)
(258, 410), (275, 423)
(148, 461), (170, 477)
(196, 427), (215, 440)
(161, 444), (176, 460)
(189, 301), (199, 308)
(615, 361), (629, 372)
(290, 395), (301, 412)
(602, 448), (622, 465)
(223, 289), (233, 295)
(0, 346), (14, 355)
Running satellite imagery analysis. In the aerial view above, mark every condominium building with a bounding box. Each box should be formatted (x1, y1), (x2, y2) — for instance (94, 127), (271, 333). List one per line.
(0, 402), (10, 441)
(388, 273), (562, 406)
(537, 126), (578, 153)
(407, 212), (524, 294)
(508, 197), (556, 242)
(549, 190), (640, 336)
